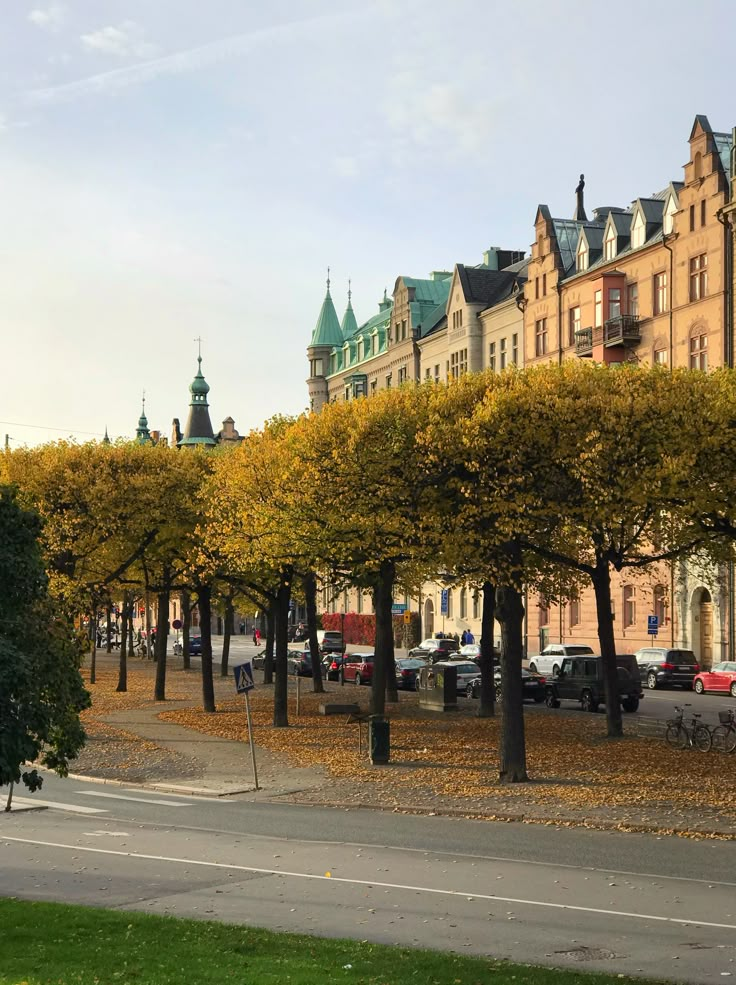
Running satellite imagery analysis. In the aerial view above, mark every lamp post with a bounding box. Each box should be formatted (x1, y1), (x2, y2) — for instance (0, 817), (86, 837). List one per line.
(340, 609), (346, 687)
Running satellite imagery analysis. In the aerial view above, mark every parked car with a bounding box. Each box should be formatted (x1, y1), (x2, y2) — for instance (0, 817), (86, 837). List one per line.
(395, 657), (428, 690)
(528, 644), (594, 677)
(408, 638), (459, 660)
(188, 636), (202, 655)
(426, 660), (480, 696)
(457, 643), (500, 664)
(324, 653), (349, 681)
(474, 668), (547, 702)
(342, 652), (375, 685)
(288, 648), (313, 676)
(316, 630), (344, 655)
(693, 661), (736, 697)
(545, 654), (643, 713)
(634, 647), (699, 690)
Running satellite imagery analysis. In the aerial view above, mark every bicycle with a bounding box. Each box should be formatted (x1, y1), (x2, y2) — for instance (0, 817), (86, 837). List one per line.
(711, 708), (736, 754)
(665, 704), (712, 752)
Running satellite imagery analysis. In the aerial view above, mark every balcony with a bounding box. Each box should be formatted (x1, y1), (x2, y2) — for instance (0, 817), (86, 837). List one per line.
(604, 314), (640, 347)
(574, 326), (593, 356)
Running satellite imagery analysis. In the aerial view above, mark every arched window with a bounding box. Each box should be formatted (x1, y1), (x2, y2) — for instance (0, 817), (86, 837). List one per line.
(653, 585), (667, 626)
(539, 597), (550, 627)
(693, 151), (703, 180)
(472, 591), (480, 620)
(446, 589), (453, 618)
(653, 339), (668, 365)
(460, 588), (467, 620)
(690, 330), (708, 370)
(623, 586), (636, 627)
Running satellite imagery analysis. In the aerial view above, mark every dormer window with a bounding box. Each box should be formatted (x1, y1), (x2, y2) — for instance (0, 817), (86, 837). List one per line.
(576, 238), (588, 271)
(663, 195), (677, 235)
(604, 227), (616, 261)
(342, 343), (350, 366)
(631, 211), (645, 249)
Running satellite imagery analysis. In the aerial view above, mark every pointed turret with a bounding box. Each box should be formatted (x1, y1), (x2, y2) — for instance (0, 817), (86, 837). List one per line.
(179, 349), (216, 448)
(309, 269), (343, 347)
(102, 426), (111, 446)
(340, 280), (358, 339)
(135, 394), (152, 444)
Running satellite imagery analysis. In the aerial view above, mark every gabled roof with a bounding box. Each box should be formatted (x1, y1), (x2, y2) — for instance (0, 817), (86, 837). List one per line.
(310, 281), (343, 348)
(456, 265), (519, 306)
(416, 299), (448, 340)
(607, 210), (632, 237)
(636, 197), (665, 225)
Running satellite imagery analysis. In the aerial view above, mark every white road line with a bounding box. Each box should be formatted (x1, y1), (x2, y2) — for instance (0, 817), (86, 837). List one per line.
(9, 799), (107, 815)
(3, 836), (735, 932)
(75, 792), (192, 807)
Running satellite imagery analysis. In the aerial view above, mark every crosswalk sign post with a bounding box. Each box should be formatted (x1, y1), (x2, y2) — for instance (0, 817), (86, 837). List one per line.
(232, 663), (259, 790)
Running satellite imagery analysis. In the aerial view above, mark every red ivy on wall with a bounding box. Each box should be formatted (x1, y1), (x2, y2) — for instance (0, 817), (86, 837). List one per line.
(320, 612), (421, 647)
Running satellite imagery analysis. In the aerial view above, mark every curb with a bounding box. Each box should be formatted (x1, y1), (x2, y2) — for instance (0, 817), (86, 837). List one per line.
(39, 768), (252, 799)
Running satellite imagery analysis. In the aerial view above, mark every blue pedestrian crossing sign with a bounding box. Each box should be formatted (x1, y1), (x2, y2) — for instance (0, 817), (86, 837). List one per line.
(233, 662), (255, 694)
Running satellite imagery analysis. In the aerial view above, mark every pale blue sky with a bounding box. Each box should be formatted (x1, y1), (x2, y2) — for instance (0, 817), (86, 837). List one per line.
(2, 0), (735, 445)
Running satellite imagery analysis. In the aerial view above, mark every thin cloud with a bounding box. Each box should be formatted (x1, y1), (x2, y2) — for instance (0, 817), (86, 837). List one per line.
(27, 11), (361, 105)
(80, 21), (159, 59)
(28, 4), (66, 31)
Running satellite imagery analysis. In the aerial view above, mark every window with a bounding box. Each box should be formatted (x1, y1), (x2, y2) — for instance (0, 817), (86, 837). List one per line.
(500, 337), (507, 369)
(460, 588), (467, 619)
(344, 385), (351, 401)
(569, 598), (580, 629)
(434, 364), (440, 382)
(535, 277), (539, 300)
(653, 586), (667, 627)
(623, 586), (636, 628)
(576, 239), (588, 271)
(452, 310), (464, 330)
(370, 379), (377, 393)
(608, 288), (621, 320)
(594, 290), (602, 329)
(653, 272), (668, 315)
(535, 318), (548, 356)
(663, 196), (677, 235)
(357, 590), (363, 614)
(627, 282), (639, 317)
(371, 334), (378, 355)
(654, 347), (668, 366)
(693, 151), (703, 180)
(568, 306), (581, 346)
(397, 366), (407, 384)
(604, 227), (616, 261)
(631, 211), (645, 249)
(689, 204), (695, 232)
(539, 597), (550, 627)
(385, 373), (392, 389)
(425, 367), (431, 379)
(489, 342), (496, 371)
(690, 332), (708, 370)
(542, 273), (547, 295)
(472, 592), (480, 620)
(446, 589), (453, 618)
(402, 319), (407, 340)
(689, 254), (708, 301)
(450, 349), (468, 378)
(701, 199), (707, 227)
(512, 333), (519, 365)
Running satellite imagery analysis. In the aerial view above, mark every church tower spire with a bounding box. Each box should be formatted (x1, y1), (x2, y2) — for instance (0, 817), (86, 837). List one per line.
(135, 392), (152, 444)
(179, 340), (216, 448)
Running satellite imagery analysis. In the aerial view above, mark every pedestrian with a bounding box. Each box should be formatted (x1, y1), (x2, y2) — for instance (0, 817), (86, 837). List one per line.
(239, 620), (245, 635)
(460, 629), (468, 646)
(466, 630), (475, 645)
(255, 628), (261, 646)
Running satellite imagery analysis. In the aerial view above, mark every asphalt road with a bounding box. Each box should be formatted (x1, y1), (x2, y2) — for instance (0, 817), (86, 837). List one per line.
(2, 775), (735, 983)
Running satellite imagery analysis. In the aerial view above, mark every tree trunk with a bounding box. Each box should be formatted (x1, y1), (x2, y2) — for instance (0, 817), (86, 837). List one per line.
(592, 558), (623, 738)
(273, 572), (292, 727)
(145, 592), (153, 659)
(116, 596), (129, 692)
(495, 583), (528, 783)
(89, 608), (97, 685)
(264, 603), (275, 685)
(153, 588), (169, 702)
(477, 581), (496, 718)
(106, 603), (113, 653)
(199, 584), (216, 713)
(371, 561), (395, 716)
(4, 782), (13, 812)
(221, 597), (233, 677)
(182, 589), (191, 670)
(304, 570), (324, 693)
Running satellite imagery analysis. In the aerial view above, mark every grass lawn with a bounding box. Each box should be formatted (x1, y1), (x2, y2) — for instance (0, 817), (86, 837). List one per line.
(0, 898), (666, 985)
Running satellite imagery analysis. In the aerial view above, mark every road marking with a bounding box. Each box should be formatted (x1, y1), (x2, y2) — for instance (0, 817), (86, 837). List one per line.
(83, 831), (130, 837)
(3, 837), (735, 932)
(75, 792), (193, 807)
(9, 799), (106, 815)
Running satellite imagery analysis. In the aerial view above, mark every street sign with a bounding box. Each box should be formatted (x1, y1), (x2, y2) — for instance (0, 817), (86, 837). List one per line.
(647, 614), (659, 636)
(403, 610), (412, 625)
(391, 603), (407, 614)
(440, 589), (449, 616)
(233, 662), (255, 694)
(172, 619), (182, 630)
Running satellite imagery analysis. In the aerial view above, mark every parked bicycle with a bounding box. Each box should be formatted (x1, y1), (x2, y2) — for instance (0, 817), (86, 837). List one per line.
(711, 708), (736, 754)
(665, 704), (712, 752)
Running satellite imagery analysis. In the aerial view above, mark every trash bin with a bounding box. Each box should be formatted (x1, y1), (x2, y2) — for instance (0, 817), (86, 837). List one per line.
(369, 715), (390, 764)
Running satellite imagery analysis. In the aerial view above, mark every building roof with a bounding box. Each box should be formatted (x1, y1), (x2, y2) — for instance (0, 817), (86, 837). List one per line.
(310, 278), (343, 348)
(551, 219), (589, 275)
(340, 293), (359, 340)
(179, 356), (216, 447)
(457, 265), (520, 306)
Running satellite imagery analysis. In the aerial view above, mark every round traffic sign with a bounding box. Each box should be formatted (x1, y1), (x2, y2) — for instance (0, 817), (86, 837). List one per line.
(172, 619), (183, 630)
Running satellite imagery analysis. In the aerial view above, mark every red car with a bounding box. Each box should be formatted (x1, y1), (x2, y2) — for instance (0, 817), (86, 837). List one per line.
(342, 652), (375, 686)
(693, 662), (736, 697)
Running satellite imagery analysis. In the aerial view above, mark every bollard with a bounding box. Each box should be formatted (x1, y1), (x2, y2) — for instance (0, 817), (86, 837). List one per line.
(368, 715), (390, 764)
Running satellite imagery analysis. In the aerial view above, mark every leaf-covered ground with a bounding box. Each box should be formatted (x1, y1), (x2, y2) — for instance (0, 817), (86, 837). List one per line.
(75, 655), (736, 837)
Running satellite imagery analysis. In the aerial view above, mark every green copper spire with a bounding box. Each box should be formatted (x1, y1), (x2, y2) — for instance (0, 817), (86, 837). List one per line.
(179, 341), (216, 448)
(340, 279), (359, 339)
(102, 426), (111, 445)
(136, 392), (151, 444)
(309, 268), (343, 347)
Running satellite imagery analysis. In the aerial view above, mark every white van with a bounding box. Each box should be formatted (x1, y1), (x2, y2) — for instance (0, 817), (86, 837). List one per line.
(316, 630), (344, 654)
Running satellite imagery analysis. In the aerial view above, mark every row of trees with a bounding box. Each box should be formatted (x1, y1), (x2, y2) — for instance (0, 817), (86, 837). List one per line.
(5, 362), (736, 783)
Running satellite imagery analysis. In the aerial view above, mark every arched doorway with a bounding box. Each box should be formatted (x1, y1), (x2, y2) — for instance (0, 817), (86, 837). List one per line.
(691, 587), (713, 669)
(424, 598), (435, 638)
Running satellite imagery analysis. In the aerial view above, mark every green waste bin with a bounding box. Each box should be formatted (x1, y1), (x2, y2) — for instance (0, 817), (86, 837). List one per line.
(369, 715), (390, 764)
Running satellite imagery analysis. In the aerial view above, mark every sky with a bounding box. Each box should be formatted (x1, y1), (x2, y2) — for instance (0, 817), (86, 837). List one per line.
(2, 0), (736, 446)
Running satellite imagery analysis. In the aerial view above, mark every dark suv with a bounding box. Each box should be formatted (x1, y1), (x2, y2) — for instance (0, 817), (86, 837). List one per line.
(634, 647), (699, 690)
(545, 654), (643, 713)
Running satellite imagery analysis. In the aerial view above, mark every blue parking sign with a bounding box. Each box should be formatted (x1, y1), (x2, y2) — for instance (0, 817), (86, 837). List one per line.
(440, 589), (449, 616)
(647, 615), (659, 636)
